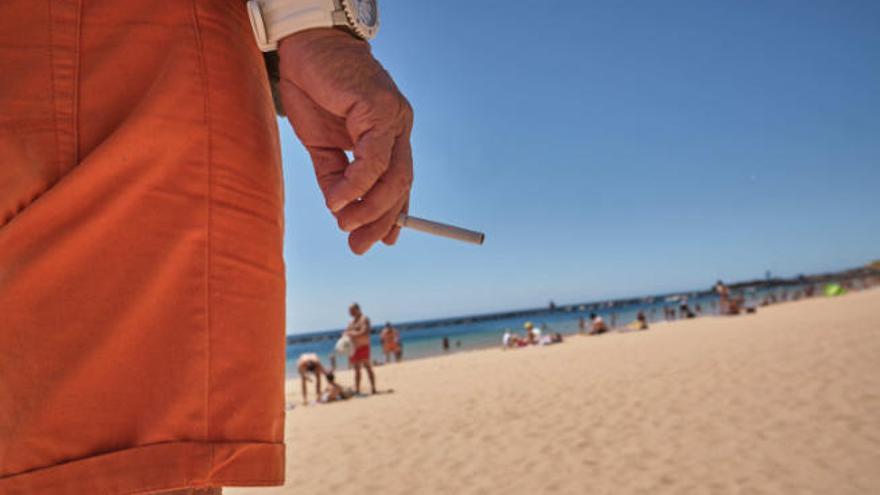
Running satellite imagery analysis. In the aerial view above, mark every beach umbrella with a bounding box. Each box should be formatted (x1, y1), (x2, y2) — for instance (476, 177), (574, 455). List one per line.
(823, 283), (845, 297)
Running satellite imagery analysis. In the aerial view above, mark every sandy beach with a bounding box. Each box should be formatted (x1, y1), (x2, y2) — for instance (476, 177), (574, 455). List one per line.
(229, 288), (880, 495)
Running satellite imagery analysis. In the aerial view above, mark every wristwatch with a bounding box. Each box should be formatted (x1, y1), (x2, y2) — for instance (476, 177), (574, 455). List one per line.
(247, 0), (379, 52)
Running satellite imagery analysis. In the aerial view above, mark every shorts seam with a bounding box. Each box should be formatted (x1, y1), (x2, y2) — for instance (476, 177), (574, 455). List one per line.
(188, 0), (213, 451)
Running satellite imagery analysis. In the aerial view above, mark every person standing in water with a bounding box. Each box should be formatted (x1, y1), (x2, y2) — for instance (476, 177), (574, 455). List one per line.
(345, 303), (376, 395)
(380, 322), (402, 363)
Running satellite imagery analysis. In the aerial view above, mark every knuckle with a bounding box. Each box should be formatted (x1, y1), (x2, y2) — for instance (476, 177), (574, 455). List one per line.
(352, 150), (389, 177)
(352, 177), (376, 199)
(370, 154), (390, 175)
(393, 172), (412, 192)
(345, 170), (376, 196)
(369, 90), (399, 116)
(368, 90), (412, 127)
(358, 205), (381, 226)
(399, 97), (414, 124)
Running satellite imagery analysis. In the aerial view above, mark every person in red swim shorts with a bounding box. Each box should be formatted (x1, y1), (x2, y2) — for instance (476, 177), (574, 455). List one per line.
(345, 303), (377, 394)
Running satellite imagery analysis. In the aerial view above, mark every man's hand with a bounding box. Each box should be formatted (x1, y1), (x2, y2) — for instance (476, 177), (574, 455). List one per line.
(277, 28), (414, 255)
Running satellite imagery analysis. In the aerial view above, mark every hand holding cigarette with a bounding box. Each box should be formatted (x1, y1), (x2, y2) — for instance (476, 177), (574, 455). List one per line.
(279, 29), (414, 255)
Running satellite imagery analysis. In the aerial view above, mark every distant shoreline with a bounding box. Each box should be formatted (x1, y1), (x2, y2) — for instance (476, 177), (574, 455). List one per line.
(286, 263), (878, 345)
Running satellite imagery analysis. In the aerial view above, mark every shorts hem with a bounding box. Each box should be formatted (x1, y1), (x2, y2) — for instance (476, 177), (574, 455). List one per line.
(0, 441), (285, 495)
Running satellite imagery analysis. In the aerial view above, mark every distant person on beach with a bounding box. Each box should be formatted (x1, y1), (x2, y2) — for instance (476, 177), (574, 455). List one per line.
(589, 313), (608, 335)
(443, 337), (450, 351)
(502, 329), (513, 349)
(395, 330), (404, 361)
(539, 332), (564, 345)
(345, 303), (376, 395)
(524, 322), (538, 344)
(297, 353), (329, 405)
(637, 311), (649, 330)
(505, 330), (530, 348)
(321, 372), (353, 403)
(380, 322), (402, 363)
(730, 294), (745, 314)
(680, 302), (695, 319)
(578, 316), (587, 334)
(716, 280), (730, 315)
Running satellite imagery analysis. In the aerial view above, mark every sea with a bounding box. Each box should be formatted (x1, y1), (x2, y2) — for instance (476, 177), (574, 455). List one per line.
(285, 282), (832, 378)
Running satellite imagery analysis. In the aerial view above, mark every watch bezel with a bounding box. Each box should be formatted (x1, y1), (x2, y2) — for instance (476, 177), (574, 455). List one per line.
(340, 0), (379, 40)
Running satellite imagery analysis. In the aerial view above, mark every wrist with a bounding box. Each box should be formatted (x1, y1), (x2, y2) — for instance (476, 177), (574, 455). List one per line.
(277, 28), (370, 84)
(278, 26), (366, 56)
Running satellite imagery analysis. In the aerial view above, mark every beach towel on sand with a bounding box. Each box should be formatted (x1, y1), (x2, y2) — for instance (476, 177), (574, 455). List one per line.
(0, 1), (286, 493)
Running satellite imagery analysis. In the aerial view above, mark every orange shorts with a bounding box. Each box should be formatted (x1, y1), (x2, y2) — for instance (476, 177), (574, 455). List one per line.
(0, 1), (286, 493)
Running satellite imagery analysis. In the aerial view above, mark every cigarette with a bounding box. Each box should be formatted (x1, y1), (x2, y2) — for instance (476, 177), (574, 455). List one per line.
(396, 214), (485, 245)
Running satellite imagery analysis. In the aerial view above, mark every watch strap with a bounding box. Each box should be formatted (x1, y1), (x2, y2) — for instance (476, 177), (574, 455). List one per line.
(247, 0), (338, 52)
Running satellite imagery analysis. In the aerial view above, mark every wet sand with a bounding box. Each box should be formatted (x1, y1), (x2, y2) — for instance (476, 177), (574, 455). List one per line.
(229, 288), (880, 495)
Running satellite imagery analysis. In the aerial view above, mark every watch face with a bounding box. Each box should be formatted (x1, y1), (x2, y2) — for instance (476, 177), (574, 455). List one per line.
(352, 0), (378, 28)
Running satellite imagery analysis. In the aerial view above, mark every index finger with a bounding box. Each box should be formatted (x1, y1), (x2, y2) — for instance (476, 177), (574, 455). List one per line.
(335, 133), (413, 232)
(325, 129), (395, 212)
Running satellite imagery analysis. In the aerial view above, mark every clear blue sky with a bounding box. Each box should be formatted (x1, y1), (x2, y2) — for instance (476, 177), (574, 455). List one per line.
(279, 0), (880, 333)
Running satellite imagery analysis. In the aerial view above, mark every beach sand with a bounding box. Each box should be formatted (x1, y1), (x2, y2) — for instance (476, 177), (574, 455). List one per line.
(228, 288), (880, 495)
